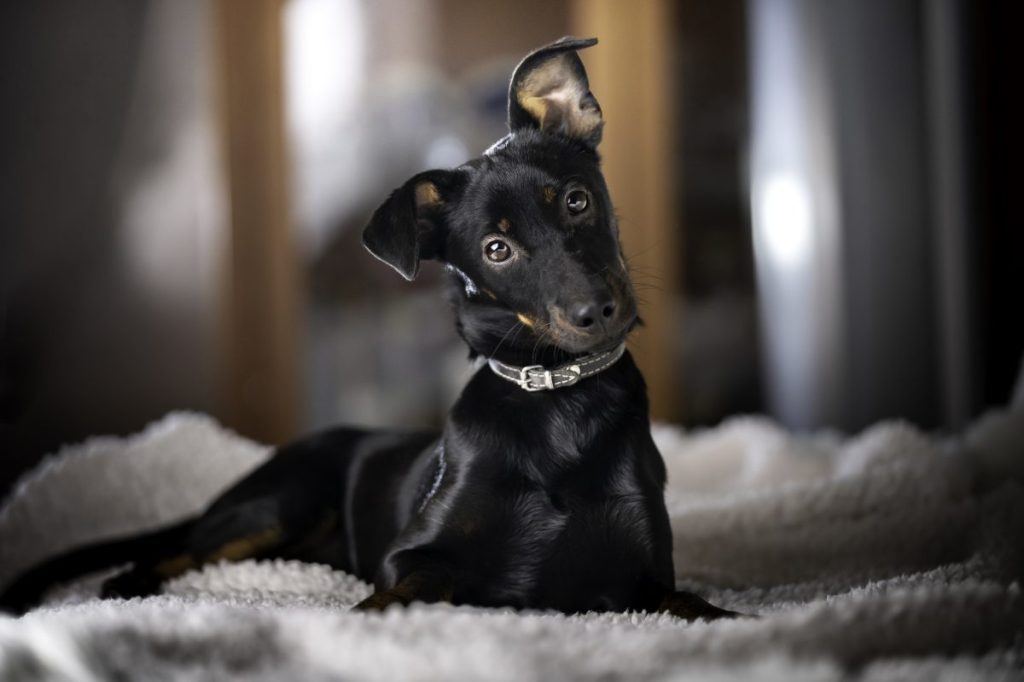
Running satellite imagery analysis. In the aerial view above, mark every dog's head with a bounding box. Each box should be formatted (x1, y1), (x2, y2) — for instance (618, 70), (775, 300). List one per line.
(363, 37), (637, 362)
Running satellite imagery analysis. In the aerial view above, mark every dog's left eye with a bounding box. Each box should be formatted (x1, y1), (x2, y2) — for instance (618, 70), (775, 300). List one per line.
(566, 189), (589, 214)
(484, 239), (512, 263)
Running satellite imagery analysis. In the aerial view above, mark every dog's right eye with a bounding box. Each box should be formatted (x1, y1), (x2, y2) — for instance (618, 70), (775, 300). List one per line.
(566, 189), (590, 214)
(484, 239), (512, 263)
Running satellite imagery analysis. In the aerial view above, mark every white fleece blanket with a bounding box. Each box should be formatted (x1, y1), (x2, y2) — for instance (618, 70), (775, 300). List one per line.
(1, 402), (1023, 680)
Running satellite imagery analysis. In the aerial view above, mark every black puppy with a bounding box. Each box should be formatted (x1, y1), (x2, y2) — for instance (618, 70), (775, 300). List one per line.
(1, 37), (735, 620)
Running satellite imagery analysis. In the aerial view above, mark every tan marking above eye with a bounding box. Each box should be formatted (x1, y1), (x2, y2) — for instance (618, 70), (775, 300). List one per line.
(497, 218), (511, 233)
(516, 313), (535, 328)
(543, 186), (557, 204)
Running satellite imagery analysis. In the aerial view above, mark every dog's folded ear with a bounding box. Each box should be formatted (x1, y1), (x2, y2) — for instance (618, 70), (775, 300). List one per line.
(508, 36), (603, 147)
(362, 169), (465, 281)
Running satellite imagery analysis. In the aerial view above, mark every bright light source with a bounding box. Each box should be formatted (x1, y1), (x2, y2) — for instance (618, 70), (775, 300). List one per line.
(284, 0), (365, 254)
(284, 0), (364, 147)
(758, 173), (812, 268)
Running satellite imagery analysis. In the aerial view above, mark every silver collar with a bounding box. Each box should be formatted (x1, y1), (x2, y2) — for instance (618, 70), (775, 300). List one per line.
(486, 342), (627, 392)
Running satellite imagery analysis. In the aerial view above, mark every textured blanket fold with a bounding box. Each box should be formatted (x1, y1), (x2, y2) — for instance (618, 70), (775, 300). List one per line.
(1, 405), (1022, 680)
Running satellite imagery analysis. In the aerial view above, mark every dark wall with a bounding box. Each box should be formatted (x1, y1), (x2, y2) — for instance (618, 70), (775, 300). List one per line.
(0, 2), (219, 496)
(970, 1), (1024, 411)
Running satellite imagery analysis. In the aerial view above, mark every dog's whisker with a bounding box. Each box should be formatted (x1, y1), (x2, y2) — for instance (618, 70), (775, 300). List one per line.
(489, 321), (524, 360)
(625, 266), (665, 279)
(528, 320), (555, 365)
(627, 269), (665, 280)
(624, 241), (667, 262)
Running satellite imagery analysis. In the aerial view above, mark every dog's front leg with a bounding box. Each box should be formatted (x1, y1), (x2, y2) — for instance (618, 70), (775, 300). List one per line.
(353, 570), (454, 611)
(658, 590), (744, 621)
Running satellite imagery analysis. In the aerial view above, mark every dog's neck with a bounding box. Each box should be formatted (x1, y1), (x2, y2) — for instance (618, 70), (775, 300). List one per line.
(448, 340), (649, 478)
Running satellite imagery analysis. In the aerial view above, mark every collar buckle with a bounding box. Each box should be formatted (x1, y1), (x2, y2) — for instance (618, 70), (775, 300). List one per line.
(517, 365), (554, 391)
(515, 363), (583, 391)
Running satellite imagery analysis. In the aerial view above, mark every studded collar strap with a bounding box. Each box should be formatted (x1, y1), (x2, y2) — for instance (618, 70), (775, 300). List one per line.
(486, 342), (627, 392)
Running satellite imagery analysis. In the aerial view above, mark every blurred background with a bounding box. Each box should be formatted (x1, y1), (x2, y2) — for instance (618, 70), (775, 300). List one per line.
(0, 0), (1019, 496)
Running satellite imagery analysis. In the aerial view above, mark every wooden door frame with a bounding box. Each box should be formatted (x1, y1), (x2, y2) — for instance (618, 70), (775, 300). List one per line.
(212, 0), (301, 444)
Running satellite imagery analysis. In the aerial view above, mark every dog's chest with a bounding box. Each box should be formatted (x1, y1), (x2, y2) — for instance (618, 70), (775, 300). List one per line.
(435, 376), (666, 610)
(453, 478), (661, 610)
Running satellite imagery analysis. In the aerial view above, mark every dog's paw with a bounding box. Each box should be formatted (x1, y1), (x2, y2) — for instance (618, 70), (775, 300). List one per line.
(100, 569), (162, 600)
(659, 591), (750, 621)
(352, 590), (409, 612)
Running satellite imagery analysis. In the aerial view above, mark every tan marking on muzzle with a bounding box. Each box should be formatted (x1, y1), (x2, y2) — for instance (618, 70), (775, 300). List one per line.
(516, 313), (535, 328)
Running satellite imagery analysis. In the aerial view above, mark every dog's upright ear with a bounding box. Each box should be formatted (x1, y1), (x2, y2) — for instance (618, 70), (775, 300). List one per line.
(362, 169), (465, 281)
(508, 37), (603, 147)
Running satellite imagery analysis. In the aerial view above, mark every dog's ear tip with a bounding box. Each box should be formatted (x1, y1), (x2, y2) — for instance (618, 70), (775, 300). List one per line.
(509, 37), (604, 145)
(372, 252), (418, 282)
(362, 228), (419, 282)
(550, 36), (598, 49)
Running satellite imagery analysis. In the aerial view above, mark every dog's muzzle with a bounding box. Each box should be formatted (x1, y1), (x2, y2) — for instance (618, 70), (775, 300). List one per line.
(487, 342), (627, 392)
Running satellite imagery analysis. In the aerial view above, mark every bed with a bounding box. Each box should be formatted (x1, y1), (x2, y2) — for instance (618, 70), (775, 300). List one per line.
(1, 397), (1021, 680)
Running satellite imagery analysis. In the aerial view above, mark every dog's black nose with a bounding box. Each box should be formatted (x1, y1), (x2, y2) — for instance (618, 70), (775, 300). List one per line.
(570, 298), (616, 330)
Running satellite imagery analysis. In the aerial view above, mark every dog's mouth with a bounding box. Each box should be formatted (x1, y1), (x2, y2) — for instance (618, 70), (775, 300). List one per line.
(548, 328), (633, 356)
(584, 333), (632, 355)
(544, 304), (639, 355)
